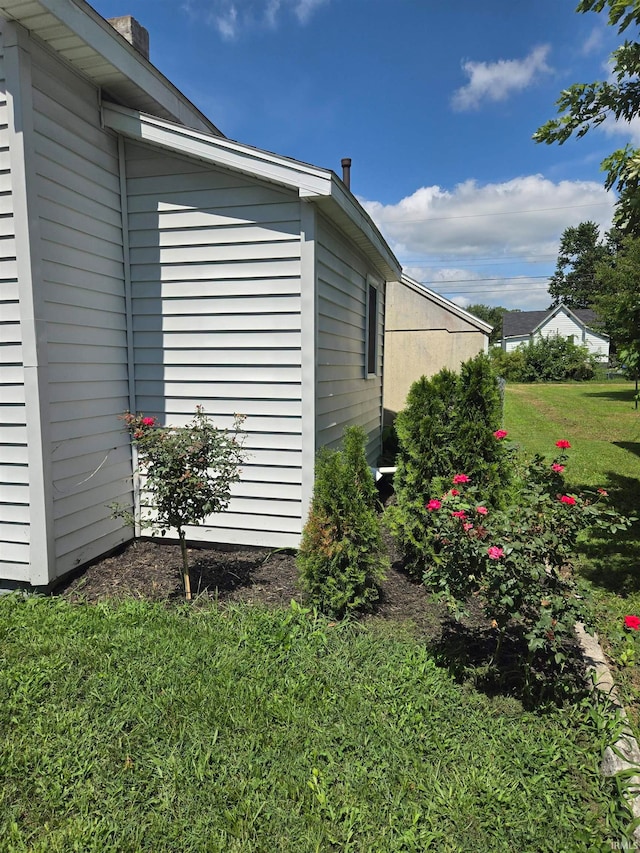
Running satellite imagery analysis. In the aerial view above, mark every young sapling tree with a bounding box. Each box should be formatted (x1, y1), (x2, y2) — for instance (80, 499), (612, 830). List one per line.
(114, 407), (246, 599)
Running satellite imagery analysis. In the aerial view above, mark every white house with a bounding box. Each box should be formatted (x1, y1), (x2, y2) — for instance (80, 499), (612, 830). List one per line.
(0, 0), (401, 589)
(501, 304), (610, 361)
(383, 275), (491, 420)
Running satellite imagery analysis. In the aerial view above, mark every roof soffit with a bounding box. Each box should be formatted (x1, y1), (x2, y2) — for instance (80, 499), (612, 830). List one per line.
(0, 0), (221, 134)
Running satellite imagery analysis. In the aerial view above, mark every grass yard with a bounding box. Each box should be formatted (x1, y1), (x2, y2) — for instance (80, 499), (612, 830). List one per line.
(505, 381), (640, 724)
(0, 594), (630, 851)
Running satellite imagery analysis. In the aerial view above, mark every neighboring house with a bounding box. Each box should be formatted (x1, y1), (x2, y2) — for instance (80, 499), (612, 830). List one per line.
(501, 304), (609, 361)
(383, 275), (491, 420)
(0, 0), (401, 589)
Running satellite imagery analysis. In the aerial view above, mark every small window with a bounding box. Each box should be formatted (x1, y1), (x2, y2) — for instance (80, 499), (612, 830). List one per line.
(366, 281), (378, 376)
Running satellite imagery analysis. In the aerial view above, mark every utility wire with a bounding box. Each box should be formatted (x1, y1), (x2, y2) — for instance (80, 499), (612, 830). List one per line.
(371, 201), (612, 224)
(418, 275), (550, 285)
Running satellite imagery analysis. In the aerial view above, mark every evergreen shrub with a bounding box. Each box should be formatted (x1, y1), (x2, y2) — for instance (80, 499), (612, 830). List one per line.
(389, 354), (510, 576)
(297, 425), (388, 617)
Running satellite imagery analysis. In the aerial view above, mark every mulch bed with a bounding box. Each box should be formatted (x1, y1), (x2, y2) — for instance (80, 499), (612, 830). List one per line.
(55, 527), (446, 643)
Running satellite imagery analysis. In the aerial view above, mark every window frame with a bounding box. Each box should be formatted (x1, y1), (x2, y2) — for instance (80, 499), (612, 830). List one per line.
(365, 275), (381, 379)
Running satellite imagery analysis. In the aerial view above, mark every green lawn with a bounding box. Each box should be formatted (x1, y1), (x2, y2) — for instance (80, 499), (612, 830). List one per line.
(504, 381), (640, 724)
(0, 594), (630, 851)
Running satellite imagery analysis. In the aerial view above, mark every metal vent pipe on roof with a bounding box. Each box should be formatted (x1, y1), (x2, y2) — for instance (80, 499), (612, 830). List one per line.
(341, 157), (351, 190)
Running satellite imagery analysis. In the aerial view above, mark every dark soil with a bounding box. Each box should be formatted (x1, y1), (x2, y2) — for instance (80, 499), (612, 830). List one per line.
(56, 527), (446, 643)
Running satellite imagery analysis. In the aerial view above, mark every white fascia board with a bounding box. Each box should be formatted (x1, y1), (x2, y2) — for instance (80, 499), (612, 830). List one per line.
(531, 304), (562, 335)
(102, 103), (332, 196)
(400, 274), (493, 334)
(0, 0), (220, 134)
(326, 177), (402, 281)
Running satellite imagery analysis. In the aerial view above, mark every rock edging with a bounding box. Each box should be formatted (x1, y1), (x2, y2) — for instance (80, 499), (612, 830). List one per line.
(575, 622), (640, 847)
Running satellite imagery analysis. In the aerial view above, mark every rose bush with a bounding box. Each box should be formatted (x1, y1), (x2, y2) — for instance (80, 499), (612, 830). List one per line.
(416, 441), (633, 689)
(112, 407), (245, 599)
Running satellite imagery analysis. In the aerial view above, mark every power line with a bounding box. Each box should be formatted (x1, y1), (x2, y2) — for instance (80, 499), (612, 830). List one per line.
(418, 274), (550, 285)
(437, 286), (550, 295)
(373, 201), (612, 224)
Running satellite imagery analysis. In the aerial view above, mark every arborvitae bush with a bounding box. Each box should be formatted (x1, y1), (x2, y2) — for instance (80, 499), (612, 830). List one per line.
(297, 425), (388, 618)
(389, 354), (511, 576)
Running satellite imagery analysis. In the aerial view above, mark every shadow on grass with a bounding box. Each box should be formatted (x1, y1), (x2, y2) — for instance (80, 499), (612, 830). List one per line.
(613, 441), (640, 460)
(574, 471), (640, 595)
(428, 617), (588, 710)
(582, 387), (636, 402)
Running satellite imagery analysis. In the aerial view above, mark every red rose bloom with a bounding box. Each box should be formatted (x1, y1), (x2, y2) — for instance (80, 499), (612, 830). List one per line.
(559, 495), (576, 505)
(555, 440), (571, 449)
(452, 510), (466, 519)
(142, 417), (156, 427)
(427, 499), (441, 511)
(452, 474), (470, 484)
(493, 429), (508, 439)
(624, 615), (640, 631)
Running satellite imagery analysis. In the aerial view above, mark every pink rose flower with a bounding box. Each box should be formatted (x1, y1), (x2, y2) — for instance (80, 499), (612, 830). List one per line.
(476, 506), (488, 515)
(142, 417), (156, 426)
(551, 463), (565, 473)
(463, 522), (473, 532)
(487, 546), (504, 560)
(493, 429), (508, 439)
(555, 439), (571, 449)
(452, 474), (470, 484)
(624, 615), (640, 631)
(427, 499), (442, 511)
(452, 510), (466, 519)
(559, 495), (576, 505)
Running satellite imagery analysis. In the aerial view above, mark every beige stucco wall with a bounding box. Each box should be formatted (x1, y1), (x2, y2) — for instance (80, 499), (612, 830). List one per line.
(383, 280), (489, 421)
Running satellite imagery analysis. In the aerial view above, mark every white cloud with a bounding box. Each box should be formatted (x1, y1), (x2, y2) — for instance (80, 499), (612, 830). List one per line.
(182, 0), (329, 39)
(361, 175), (615, 310)
(451, 45), (552, 111)
(581, 26), (605, 56)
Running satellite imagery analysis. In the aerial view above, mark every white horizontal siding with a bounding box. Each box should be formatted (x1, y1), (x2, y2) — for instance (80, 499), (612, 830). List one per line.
(0, 29), (29, 581)
(126, 141), (304, 549)
(539, 311), (583, 342)
(504, 335), (529, 352)
(316, 215), (384, 463)
(584, 331), (609, 359)
(31, 39), (132, 576)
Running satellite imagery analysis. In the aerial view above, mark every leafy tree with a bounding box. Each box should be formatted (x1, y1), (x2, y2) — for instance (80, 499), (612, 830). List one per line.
(547, 221), (611, 309)
(594, 234), (640, 405)
(115, 408), (246, 599)
(534, 1), (640, 235)
(466, 303), (509, 344)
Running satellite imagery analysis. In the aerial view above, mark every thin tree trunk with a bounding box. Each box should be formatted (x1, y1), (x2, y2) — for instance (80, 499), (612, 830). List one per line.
(179, 529), (192, 600)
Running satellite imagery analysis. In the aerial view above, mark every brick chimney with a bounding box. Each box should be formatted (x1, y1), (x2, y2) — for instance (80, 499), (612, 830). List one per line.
(107, 16), (149, 60)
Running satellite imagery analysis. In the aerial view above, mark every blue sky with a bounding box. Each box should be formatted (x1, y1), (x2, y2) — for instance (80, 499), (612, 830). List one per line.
(91, 0), (632, 310)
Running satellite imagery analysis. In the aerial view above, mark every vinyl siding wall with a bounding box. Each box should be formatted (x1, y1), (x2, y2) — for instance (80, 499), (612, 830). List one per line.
(125, 141), (304, 548)
(0, 28), (29, 581)
(316, 214), (384, 463)
(31, 41), (132, 578)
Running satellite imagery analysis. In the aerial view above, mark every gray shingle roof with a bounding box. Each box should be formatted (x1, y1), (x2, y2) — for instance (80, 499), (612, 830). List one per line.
(502, 306), (600, 338)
